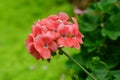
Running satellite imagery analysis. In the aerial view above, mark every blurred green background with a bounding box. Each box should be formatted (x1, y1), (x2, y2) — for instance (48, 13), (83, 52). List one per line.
(0, 0), (76, 80)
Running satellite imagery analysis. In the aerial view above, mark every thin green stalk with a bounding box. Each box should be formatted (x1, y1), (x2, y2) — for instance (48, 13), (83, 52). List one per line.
(60, 49), (97, 80)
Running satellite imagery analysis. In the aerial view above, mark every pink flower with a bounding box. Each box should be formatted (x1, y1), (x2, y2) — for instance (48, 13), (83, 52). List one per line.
(58, 12), (69, 21)
(26, 12), (83, 60)
(57, 17), (83, 49)
(66, 26), (83, 49)
(66, 17), (83, 49)
(46, 19), (59, 31)
(32, 20), (48, 36)
(34, 34), (58, 59)
(26, 34), (43, 60)
(57, 25), (69, 47)
(48, 15), (58, 20)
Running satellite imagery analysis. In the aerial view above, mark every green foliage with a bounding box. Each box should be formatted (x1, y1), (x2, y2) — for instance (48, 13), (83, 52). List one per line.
(66, 0), (120, 80)
(79, 14), (99, 32)
(101, 12), (120, 40)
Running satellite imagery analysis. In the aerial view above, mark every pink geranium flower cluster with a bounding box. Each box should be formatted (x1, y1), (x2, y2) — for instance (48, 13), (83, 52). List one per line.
(26, 12), (83, 60)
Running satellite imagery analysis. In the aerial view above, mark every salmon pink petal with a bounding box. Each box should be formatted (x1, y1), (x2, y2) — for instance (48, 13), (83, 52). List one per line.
(48, 41), (58, 51)
(47, 31), (60, 40)
(77, 38), (83, 44)
(66, 38), (75, 47)
(74, 42), (80, 49)
(59, 12), (69, 21)
(32, 25), (42, 35)
(26, 34), (34, 46)
(39, 19), (48, 26)
(41, 26), (48, 33)
(57, 38), (66, 47)
(57, 25), (69, 35)
(69, 25), (79, 35)
(46, 20), (54, 30)
(35, 35), (45, 46)
(41, 36), (52, 44)
(72, 17), (78, 28)
(48, 15), (58, 20)
(76, 35), (83, 44)
(40, 48), (51, 59)
(27, 43), (42, 60)
(66, 21), (72, 25)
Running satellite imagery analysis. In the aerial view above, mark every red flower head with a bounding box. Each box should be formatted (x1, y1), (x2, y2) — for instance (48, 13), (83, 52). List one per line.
(26, 34), (43, 60)
(65, 17), (83, 49)
(34, 34), (58, 59)
(26, 12), (83, 60)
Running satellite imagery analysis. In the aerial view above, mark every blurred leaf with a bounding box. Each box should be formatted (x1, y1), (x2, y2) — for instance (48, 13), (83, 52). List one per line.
(101, 12), (120, 40)
(83, 29), (104, 52)
(84, 37), (104, 52)
(86, 56), (109, 71)
(109, 12), (120, 30)
(86, 70), (109, 80)
(101, 28), (120, 40)
(97, 0), (118, 12)
(111, 70), (120, 80)
(101, 0), (118, 5)
(104, 55), (119, 69)
(79, 14), (99, 32)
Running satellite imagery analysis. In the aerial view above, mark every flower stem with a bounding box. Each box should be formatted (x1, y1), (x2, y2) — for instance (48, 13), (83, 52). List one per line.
(60, 49), (97, 80)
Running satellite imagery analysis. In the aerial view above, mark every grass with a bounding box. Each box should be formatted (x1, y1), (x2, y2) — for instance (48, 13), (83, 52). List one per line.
(0, 0), (78, 80)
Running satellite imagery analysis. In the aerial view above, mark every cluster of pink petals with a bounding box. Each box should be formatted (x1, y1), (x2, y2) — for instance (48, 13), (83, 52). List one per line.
(26, 12), (83, 60)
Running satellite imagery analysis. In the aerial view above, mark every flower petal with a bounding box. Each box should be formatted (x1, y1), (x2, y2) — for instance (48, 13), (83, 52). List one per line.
(66, 38), (75, 47)
(57, 25), (69, 35)
(57, 37), (66, 47)
(74, 42), (80, 49)
(46, 20), (55, 30)
(26, 34), (34, 46)
(40, 19), (47, 26)
(76, 35), (83, 44)
(59, 12), (69, 21)
(48, 15), (58, 20)
(48, 41), (58, 52)
(72, 17), (78, 28)
(27, 43), (42, 60)
(40, 48), (51, 59)
(47, 31), (60, 40)
(32, 25), (42, 35)
(35, 35), (45, 47)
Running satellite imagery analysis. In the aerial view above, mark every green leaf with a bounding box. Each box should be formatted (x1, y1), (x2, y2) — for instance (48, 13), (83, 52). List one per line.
(84, 38), (104, 52)
(101, 28), (120, 40)
(86, 56), (108, 71)
(83, 29), (104, 52)
(101, 0), (118, 5)
(91, 0), (118, 13)
(109, 12), (120, 31)
(79, 14), (99, 32)
(111, 70), (120, 80)
(101, 12), (120, 40)
(103, 47), (120, 69)
(86, 70), (109, 80)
